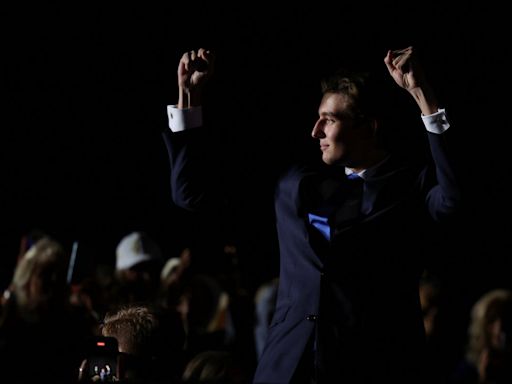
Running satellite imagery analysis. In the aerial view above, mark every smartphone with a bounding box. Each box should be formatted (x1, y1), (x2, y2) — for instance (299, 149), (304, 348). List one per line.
(84, 336), (119, 382)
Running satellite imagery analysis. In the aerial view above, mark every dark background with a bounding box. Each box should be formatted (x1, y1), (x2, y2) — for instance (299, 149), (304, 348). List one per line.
(2, 2), (511, 296)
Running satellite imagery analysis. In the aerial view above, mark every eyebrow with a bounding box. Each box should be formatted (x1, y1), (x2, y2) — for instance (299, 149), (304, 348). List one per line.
(319, 111), (346, 119)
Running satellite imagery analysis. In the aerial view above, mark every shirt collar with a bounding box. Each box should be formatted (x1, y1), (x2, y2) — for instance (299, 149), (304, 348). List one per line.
(345, 154), (391, 180)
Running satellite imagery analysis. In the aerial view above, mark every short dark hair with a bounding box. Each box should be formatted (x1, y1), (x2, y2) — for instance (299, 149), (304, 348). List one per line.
(321, 68), (385, 121)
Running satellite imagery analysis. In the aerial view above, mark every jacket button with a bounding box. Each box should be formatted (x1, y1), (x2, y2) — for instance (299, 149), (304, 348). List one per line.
(306, 314), (318, 321)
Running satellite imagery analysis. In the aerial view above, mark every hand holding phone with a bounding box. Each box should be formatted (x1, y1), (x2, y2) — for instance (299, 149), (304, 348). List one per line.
(78, 336), (119, 382)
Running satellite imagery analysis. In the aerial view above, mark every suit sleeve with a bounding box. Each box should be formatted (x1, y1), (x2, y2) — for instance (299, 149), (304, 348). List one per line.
(424, 129), (461, 222)
(162, 127), (218, 212)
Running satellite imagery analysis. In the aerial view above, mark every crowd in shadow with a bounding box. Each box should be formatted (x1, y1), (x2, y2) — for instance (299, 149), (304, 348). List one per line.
(0, 229), (510, 383)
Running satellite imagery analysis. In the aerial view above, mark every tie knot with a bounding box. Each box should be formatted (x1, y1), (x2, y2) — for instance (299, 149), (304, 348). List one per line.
(347, 172), (361, 180)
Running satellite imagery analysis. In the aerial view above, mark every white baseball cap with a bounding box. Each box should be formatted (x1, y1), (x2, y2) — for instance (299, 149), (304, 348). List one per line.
(115, 231), (162, 270)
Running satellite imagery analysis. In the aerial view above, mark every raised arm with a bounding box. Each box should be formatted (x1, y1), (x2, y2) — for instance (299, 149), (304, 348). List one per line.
(163, 48), (217, 212)
(385, 46), (460, 221)
(384, 46), (438, 116)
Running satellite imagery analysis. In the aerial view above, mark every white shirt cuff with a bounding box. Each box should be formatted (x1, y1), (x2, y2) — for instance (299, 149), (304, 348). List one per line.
(167, 105), (203, 132)
(421, 108), (450, 134)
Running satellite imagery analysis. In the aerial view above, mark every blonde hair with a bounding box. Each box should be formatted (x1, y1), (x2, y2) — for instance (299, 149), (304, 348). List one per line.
(466, 289), (512, 365)
(101, 305), (159, 356)
(11, 236), (67, 310)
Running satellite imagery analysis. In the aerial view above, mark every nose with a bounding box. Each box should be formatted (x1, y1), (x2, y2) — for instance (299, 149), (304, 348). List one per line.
(311, 119), (325, 139)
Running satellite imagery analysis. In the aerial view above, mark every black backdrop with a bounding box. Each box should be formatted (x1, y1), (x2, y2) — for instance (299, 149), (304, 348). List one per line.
(2, 2), (511, 297)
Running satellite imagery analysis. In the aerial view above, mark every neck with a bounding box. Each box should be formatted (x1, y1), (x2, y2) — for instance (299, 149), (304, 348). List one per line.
(346, 148), (388, 174)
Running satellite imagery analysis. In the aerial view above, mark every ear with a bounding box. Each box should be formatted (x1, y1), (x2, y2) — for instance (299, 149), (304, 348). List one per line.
(359, 117), (378, 140)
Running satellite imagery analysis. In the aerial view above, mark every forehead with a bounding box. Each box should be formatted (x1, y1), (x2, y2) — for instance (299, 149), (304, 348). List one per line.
(318, 92), (351, 116)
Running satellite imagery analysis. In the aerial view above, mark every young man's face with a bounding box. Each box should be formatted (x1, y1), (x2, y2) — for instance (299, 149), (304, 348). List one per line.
(311, 92), (362, 166)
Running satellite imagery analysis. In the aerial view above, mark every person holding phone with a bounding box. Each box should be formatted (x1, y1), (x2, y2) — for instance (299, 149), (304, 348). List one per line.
(98, 304), (184, 383)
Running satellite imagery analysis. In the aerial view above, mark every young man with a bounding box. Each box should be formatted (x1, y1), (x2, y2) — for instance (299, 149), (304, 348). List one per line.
(163, 46), (460, 383)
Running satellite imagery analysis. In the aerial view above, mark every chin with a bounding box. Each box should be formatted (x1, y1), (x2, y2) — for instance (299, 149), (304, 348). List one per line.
(322, 156), (335, 165)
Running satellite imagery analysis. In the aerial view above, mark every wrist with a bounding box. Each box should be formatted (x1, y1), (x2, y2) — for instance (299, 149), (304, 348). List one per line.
(178, 87), (203, 109)
(409, 86), (438, 116)
(178, 87), (187, 109)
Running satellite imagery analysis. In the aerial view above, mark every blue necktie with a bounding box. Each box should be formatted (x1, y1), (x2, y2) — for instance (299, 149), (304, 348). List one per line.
(308, 213), (331, 240)
(308, 173), (363, 240)
(332, 173), (364, 233)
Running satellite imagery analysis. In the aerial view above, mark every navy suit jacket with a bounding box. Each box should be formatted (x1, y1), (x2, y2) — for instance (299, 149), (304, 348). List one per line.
(163, 126), (460, 383)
